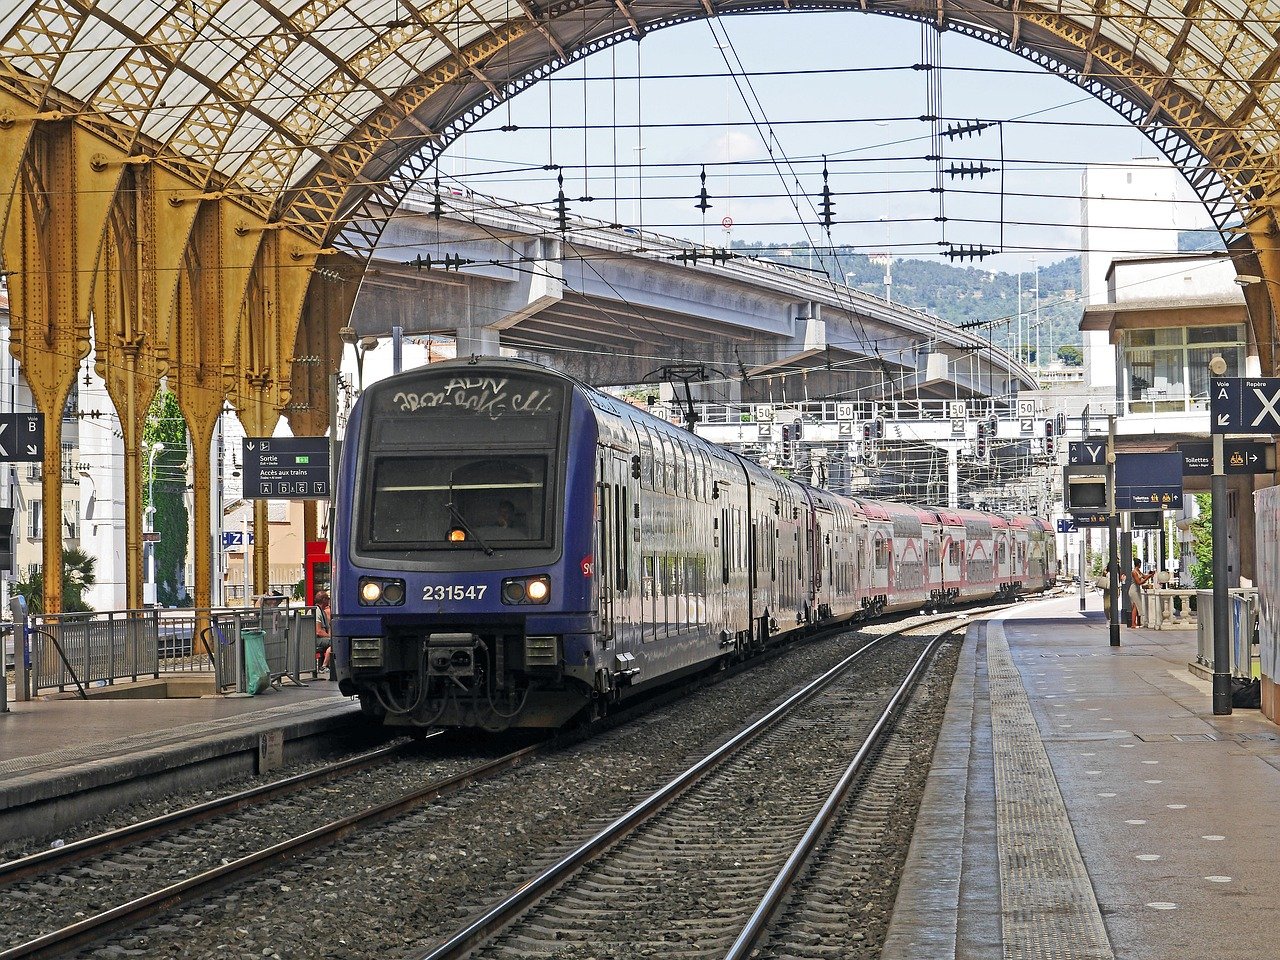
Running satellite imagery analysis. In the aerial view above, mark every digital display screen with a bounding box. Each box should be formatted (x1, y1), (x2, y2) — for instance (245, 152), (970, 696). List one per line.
(1067, 478), (1107, 510)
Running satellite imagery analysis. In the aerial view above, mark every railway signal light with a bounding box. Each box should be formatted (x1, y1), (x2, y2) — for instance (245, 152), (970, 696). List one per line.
(861, 422), (874, 441)
(1044, 418), (1056, 456)
(975, 436), (989, 461)
(873, 417), (885, 439)
(793, 419), (803, 440)
(782, 424), (792, 442)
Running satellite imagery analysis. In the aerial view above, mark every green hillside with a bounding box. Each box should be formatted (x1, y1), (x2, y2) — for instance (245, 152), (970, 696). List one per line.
(732, 242), (1084, 365)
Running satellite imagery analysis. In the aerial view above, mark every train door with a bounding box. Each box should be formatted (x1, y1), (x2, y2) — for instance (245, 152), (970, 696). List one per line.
(595, 468), (614, 643)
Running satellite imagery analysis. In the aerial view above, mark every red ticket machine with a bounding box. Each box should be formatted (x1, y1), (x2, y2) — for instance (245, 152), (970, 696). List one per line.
(305, 540), (331, 604)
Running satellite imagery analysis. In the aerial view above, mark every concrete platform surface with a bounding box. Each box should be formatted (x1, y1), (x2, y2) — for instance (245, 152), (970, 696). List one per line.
(0, 677), (360, 840)
(885, 594), (1280, 960)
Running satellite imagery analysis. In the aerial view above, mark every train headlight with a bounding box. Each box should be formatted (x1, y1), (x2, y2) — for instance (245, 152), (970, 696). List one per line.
(501, 575), (551, 605)
(358, 577), (406, 606)
(448, 528), (467, 542)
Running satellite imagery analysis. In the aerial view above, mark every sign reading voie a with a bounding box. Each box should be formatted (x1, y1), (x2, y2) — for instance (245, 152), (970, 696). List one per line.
(243, 437), (330, 500)
(1210, 376), (1280, 434)
(1114, 452), (1183, 510)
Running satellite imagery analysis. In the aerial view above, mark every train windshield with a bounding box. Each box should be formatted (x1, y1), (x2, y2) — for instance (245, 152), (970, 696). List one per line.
(368, 455), (548, 548)
(359, 368), (567, 553)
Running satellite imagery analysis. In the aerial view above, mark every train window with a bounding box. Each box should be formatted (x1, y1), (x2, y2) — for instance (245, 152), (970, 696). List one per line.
(615, 486), (629, 591)
(365, 455), (548, 548)
(640, 426), (655, 489)
(874, 535), (889, 569)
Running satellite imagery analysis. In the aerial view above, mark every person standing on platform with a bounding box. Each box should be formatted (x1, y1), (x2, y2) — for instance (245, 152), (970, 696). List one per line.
(315, 591), (333, 680)
(1096, 563), (1114, 621)
(1128, 560), (1151, 628)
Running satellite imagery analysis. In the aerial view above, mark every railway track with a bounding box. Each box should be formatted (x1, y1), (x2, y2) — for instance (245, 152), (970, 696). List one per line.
(410, 612), (978, 960)
(1, 600), (1014, 959)
(0, 737), (543, 960)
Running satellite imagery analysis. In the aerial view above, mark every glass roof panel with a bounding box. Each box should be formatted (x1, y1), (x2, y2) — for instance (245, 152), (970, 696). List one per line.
(314, 7), (379, 63)
(55, 38), (128, 98)
(220, 113), (275, 177)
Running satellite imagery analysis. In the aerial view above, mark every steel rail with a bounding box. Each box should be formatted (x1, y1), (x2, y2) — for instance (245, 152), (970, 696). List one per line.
(723, 620), (971, 960)
(0, 741), (543, 960)
(0, 737), (437, 888)
(408, 613), (967, 960)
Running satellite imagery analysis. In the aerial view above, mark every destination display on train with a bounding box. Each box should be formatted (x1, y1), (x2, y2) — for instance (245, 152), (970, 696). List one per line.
(371, 371), (566, 420)
(242, 437), (330, 500)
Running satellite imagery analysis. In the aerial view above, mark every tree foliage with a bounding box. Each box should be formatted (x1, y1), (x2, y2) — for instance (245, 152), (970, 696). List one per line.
(12, 546), (97, 613)
(143, 391), (190, 606)
(1188, 493), (1214, 589)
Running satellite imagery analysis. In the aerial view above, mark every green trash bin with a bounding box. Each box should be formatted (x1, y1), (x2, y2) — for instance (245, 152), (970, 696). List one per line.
(241, 629), (272, 695)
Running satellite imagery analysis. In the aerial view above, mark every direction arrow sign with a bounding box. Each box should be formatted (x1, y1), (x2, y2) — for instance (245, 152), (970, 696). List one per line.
(1179, 440), (1273, 476)
(1068, 440), (1107, 465)
(1210, 376), (1280, 435)
(1069, 511), (1112, 527)
(243, 437), (331, 500)
(0, 414), (44, 463)
(1114, 452), (1183, 510)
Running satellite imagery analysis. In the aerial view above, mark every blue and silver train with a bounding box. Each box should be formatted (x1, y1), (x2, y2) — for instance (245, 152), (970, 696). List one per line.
(332, 357), (1056, 730)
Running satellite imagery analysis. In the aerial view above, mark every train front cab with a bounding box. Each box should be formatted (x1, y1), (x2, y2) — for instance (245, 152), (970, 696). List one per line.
(333, 362), (601, 730)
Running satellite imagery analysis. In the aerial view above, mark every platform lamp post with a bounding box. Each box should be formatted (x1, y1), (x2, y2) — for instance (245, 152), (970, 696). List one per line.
(1208, 351), (1233, 715)
(1107, 415), (1121, 646)
(339, 326), (379, 392)
(144, 440), (164, 608)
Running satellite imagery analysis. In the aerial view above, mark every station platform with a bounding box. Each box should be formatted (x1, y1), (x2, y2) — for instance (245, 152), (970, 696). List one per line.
(0, 676), (361, 844)
(885, 594), (1280, 960)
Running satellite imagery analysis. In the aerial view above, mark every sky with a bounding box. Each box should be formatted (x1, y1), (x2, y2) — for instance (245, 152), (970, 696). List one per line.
(426, 12), (1212, 276)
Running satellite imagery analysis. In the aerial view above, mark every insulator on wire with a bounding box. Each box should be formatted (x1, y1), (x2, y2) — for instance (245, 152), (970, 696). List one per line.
(945, 162), (998, 180)
(943, 120), (994, 140)
(819, 157), (835, 229)
(431, 176), (444, 219)
(555, 172), (568, 233)
(943, 244), (998, 262)
(696, 165), (712, 212)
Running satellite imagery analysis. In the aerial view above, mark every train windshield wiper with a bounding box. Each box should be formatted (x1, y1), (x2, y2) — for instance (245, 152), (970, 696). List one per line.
(446, 501), (494, 556)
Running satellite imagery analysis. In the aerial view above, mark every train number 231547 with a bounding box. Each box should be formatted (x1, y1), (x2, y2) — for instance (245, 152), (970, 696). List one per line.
(422, 584), (488, 601)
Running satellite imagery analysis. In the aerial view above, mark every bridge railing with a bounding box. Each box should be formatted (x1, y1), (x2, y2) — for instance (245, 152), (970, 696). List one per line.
(676, 397), (1024, 427)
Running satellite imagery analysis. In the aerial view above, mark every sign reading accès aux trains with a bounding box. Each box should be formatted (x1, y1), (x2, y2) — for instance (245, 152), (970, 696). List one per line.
(242, 437), (330, 500)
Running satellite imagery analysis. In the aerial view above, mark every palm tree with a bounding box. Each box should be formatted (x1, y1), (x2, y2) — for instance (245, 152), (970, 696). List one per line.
(12, 547), (98, 613)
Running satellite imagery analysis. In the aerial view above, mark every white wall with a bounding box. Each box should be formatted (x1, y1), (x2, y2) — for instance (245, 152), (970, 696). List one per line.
(1079, 160), (1216, 391)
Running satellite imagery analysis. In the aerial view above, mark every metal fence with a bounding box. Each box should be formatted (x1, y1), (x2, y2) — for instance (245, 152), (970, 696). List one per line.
(15, 605), (319, 698)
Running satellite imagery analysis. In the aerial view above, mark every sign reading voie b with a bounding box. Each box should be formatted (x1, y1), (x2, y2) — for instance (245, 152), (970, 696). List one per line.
(243, 437), (330, 500)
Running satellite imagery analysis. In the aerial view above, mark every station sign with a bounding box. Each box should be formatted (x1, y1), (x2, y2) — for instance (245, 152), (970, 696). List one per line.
(221, 531), (256, 549)
(1055, 517), (1077, 533)
(1210, 376), (1280, 434)
(1178, 440), (1273, 476)
(1114, 452), (1183, 510)
(1068, 439), (1107, 466)
(0, 414), (43, 463)
(242, 437), (330, 500)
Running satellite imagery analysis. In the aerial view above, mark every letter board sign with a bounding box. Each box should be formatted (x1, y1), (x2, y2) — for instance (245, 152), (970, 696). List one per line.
(243, 437), (331, 499)
(1114, 452), (1183, 510)
(0, 414), (44, 463)
(1211, 376), (1280, 434)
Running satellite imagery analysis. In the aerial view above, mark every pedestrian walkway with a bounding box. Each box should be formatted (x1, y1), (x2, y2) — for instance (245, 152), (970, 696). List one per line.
(885, 594), (1280, 960)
